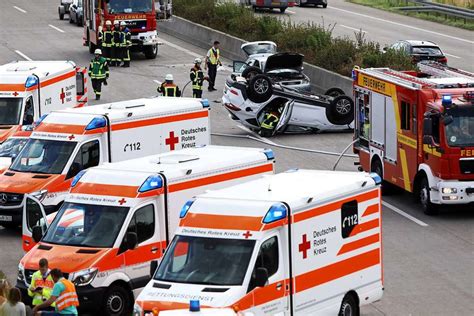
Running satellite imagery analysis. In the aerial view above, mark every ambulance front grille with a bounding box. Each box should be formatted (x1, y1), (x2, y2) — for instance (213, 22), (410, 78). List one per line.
(460, 159), (474, 174)
(0, 193), (23, 206)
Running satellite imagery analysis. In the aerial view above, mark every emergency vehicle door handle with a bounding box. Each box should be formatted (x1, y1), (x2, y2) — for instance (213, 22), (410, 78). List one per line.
(24, 240), (30, 245)
(151, 247), (159, 253)
(276, 283), (283, 290)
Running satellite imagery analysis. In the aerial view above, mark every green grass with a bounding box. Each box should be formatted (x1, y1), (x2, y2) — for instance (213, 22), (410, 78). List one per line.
(347, 0), (474, 30)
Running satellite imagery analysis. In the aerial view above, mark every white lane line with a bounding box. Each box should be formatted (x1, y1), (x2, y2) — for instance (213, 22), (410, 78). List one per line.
(330, 6), (474, 44)
(48, 24), (65, 33)
(287, 10), (296, 14)
(236, 124), (278, 146)
(382, 201), (429, 227)
(158, 37), (201, 58)
(15, 50), (32, 61)
(13, 6), (27, 13)
(444, 53), (461, 59)
(340, 25), (367, 33)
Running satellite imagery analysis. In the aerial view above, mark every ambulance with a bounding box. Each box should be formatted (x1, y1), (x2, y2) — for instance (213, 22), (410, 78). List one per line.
(0, 128), (32, 173)
(136, 169), (383, 316)
(0, 61), (88, 143)
(0, 97), (210, 227)
(17, 145), (275, 316)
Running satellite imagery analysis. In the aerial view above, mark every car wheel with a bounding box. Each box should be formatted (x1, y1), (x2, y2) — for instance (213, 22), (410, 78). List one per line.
(326, 95), (354, 125)
(419, 176), (439, 215)
(102, 285), (131, 316)
(339, 294), (359, 316)
(59, 13), (64, 20)
(247, 74), (273, 103)
(323, 4), (328, 8)
(242, 66), (263, 81)
(324, 87), (345, 97)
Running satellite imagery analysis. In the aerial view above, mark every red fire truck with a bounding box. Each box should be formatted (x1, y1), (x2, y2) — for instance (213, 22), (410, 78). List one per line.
(83, 0), (159, 59)
(353, 62), (474, 214)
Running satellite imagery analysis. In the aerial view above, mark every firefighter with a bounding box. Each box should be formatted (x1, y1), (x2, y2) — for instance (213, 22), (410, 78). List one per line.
(111, 20), (122, 66)
(260, 108), (281, 137)
(120, 21), (131, 67)
(88, 49), (109, 100)
(189, 58), (208, 98)
(28, 258), (55, 311)
(204, 41), (221, 92)
(157, 74), (181, 97)
(101, 20), (113, 63)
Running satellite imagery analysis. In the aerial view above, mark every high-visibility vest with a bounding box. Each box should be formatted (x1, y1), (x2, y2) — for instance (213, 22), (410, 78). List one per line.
(88, 57), (109, 79)
(113, 28), (121, 47)
(120, 28), (131, 47)
(102, 30), (113, 47)
(261, 113), (279, 130)
(161, 83), (178, 97)
(28, 270), (55, 306)
(55, 279), (79, 311)
(190, 67), (204, 90)
(207, 48), (220, 65)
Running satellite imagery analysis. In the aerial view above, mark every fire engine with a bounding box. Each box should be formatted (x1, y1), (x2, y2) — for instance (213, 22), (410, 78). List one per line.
(83, 0), (159, 59)
(18, 146), (274, 316)
(0, 61), (88, 143)
(353, 62), (474, 214)
(0, 97), (210, 227)
(135, 169), (383, 316)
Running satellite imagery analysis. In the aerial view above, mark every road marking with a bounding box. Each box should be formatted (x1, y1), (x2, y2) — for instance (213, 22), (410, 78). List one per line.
(15, 50), (32, 61)
(444, 53), (461, 59)
(340, 25), (367, 33)
(330, 6), (474, 44)
(13, 6), (27, 13)
(382, 201), (429, 227)
(237, 124), (278, 146)
(287, 10), (296, 14)
(48, 24), (65, 33)
(158, 37), (201, 58)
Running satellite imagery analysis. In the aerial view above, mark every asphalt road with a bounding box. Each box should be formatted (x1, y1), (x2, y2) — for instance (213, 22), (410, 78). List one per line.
(0, 0), (473, 315)
(254, 0), (474, 71)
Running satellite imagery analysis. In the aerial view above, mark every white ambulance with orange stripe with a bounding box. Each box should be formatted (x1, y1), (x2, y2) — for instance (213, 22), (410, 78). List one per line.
(0, 97), (210, 227)
(17, 145), (275, 316)
(0, 128), (32, 173)
(0, 61), (88, 143)
(136, 169), (383, 316)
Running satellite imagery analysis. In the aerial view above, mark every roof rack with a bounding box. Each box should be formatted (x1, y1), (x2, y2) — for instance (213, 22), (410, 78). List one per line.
(360, 68), (433, 89)
(418, 61), (474, 80)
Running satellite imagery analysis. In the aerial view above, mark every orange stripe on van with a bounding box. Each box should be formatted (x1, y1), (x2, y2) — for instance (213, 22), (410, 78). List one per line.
(233, 279), (288, 311)
(180, 213), (263, 231)
(349, 218), (379, 237)
(38, 71), (76, 89)
(362, 204), (379, 217)
(337, 233), (380, 256)
(0, 83), (26, 91)
(294, 248), (380, 293)
(111, 110), (209, 131)
(35, 123), (86, 134)
(169, 163), (273, 193)
(293, 190), (379, 224)
(72, 182), (139, 198)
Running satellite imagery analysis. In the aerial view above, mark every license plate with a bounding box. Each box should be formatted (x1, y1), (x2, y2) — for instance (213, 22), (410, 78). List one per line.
(0, 215), (12, 222)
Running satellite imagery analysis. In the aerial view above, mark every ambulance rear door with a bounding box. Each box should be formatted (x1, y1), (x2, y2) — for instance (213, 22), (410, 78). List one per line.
(22, 194), (49, 252)
(38, 65), (79, 114)
(75, 67), (88, 107)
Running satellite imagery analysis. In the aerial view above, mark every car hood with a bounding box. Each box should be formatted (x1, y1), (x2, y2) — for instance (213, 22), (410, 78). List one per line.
(0, 171), (64, 194)
(241, 41), (277, 57)
(264, 53), (304, 72)
(0, 126), (20, 143)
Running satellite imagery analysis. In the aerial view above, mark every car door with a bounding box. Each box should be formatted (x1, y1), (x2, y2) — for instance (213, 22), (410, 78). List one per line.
(275, 100), (294, 134)
(22, 195), (49, 251)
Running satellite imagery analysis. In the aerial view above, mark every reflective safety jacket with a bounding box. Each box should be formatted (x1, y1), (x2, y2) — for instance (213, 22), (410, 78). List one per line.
(102, 29), (114, 47)
(190, 67), (205, 90)
(28, 270), (55, 306)
(88, 57), (109, 80)
(113, 27), (121, 47)
(261, 112), (279, 130)
(158, 83), (181, 97)
(207, 48), (220, 65)
(120, 28), (132, 47)
(55, 279), (79, 311)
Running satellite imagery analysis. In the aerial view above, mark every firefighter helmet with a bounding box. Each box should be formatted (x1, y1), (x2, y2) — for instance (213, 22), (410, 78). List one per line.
(94, 49), (102, 55)
(105, 20), (112, 26)
(120, 21), (126, 26)
(114, 20), (120, 25)
(194, 58), (202, 64)
(165, 74), (174, 81)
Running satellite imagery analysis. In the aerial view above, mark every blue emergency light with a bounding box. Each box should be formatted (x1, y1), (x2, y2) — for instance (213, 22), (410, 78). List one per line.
(263, 148), (274, 160)
(369, 172), (382, 185)
(34, 114), (48, 127)
(71, 170), (87, 188)
(85, 117), (107, 131)
(201, 99), (210, 108)
(138, 175), (163, 193)
(442, 95), (452, 107)
(189, 300), (200, 312)
(180, 200), (195, 218)
(263, 203), (287, 224)
(25, 75), (38, 88)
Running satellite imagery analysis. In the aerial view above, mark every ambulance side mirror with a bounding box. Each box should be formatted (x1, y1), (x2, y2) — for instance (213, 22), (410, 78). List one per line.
(255, 267), (269, 288)
(32, 226), (43, 243)
(150, 260), (158, 277)
(125, 232), (138, 250)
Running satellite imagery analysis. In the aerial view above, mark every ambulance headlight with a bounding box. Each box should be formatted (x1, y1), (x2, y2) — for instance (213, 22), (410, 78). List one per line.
(263, 203), (287, 224)
(133, 303), (143, 316)
(85, 116), (107, 131)
(441, 187), (457, 194)
(180, 200), (195, 218)
(71, 170), (87, 188)
(31, 189), (48, 202)
(71, 268), (98, 286)
(25, 75), (38, 88)
(139, 175), (163, 192)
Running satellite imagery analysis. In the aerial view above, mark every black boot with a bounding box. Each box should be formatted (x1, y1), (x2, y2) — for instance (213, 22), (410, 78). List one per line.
(121, 62), (129, 67)
(96, 94), (100, 100)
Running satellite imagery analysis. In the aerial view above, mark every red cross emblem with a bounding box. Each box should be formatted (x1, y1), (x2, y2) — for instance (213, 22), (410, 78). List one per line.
(60, 88), (66, 104)
(13, 92), (19, 96)
(298, 234), (311, 259)
(118, 198), (127, 205)
(165, 131), (179, 151)
(243, 231), (253, 239)
(68, 134), (75, 140)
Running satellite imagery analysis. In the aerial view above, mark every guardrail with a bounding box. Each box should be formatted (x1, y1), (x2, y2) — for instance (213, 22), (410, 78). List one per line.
(398, 1), (474, 22)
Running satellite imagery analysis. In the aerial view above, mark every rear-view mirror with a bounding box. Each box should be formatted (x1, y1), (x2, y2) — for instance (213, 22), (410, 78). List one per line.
(32, 226), (43, 243)
(255, 267), (269, 288)
(150, 260), (158, 277)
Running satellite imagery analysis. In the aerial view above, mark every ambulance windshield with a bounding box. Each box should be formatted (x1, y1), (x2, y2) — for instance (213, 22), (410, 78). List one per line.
(10, 139), (77, 174)
(0, 138), (28, 158)
(444, 107), (474, 147)
(107, 0), (153, 14)
(155, 235), (255, 286)
(42, 202), (129, 248)
(0, 98), (22, 125)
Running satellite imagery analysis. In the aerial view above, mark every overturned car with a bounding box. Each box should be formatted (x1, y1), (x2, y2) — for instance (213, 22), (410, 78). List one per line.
(223, 73), (354, 136)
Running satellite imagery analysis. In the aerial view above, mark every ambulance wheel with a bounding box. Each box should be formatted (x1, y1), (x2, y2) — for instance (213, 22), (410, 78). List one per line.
(419, 176), (439, 215)
(339, 294), (359, 316)
(102, 285), (131, 316)
(242, 66), (262, 81)
(327, 95), (354, 125)
(324, 87), (345, 98)
(247, 74), (273, 103)
(144, 45), (158, 59)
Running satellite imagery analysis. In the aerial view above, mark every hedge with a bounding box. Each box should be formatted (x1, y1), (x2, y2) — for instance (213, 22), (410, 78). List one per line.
(174, 0), (414, 77)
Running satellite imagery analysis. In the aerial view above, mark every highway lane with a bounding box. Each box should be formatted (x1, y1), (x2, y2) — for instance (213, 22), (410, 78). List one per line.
(258, 0), (474, 71)
(0, 0), (473, 314)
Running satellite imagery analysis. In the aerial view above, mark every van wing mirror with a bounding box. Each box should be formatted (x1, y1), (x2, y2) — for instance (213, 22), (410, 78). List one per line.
(442, 115), (453, 126)
(423, 135), (436, 146)
(150, 260), (158, 277)
(423, 117), (433, 136)
(255, 267), (269, 288)
(32, 226), (43, 243)
(126, 232), (138, 250)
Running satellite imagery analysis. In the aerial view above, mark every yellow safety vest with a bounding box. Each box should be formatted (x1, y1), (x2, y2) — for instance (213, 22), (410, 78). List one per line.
(28, 270), (55, 306)
(207, 48), (220, 65)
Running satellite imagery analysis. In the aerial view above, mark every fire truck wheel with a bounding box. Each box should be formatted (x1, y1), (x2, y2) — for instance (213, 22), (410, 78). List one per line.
(102, 285), (131, 316)
(144, 45), (158, 59)
(242, 66), (263, 81)
(247, 75), (273, 103)
(324, 87), (345, 98)
(419, 177), (439, 215)
(327, 95), (354, 125)
(339, 293), (359, 316)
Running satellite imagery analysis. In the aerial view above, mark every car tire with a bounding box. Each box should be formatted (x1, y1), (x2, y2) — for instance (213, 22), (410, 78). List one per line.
(102, 285), (131, 316)
(242, 66), (263, 81)
(339, 293), (359, 316)
(324, 87), (345, 97)
(326, 95), (354, 125)
(419, 176), (439, 215)
(323, 4), (328, 8)
(59, 13), (64, 20)
(144, 44), (158, 59)
(247, 74), (273, 103)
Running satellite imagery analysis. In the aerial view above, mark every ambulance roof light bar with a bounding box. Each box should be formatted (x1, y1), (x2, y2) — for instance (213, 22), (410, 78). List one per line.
(263, 149), (274, 160)
(189, 300), (200, 312)
(180, 200), (195, 218)
(85, 116), (107, 131)
(71, 170), (87, 188)
(138, 175), (163, 193)
(25, 75), (38, 88)
(263, 203), (287, 224)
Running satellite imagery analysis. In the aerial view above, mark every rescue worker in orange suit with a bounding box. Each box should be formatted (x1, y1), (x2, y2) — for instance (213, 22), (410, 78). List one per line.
(204, 41), (221, 92)
(88, 49), (109, 100)
(111, 20), (122, 66)
(158, 74), (181, 97)
(120, 21), (131, 67)
(190, 58), (208, 98)
(32, 268), (79, 316)
(260, 108), (281, 137)
(101, 20), (114, 64)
